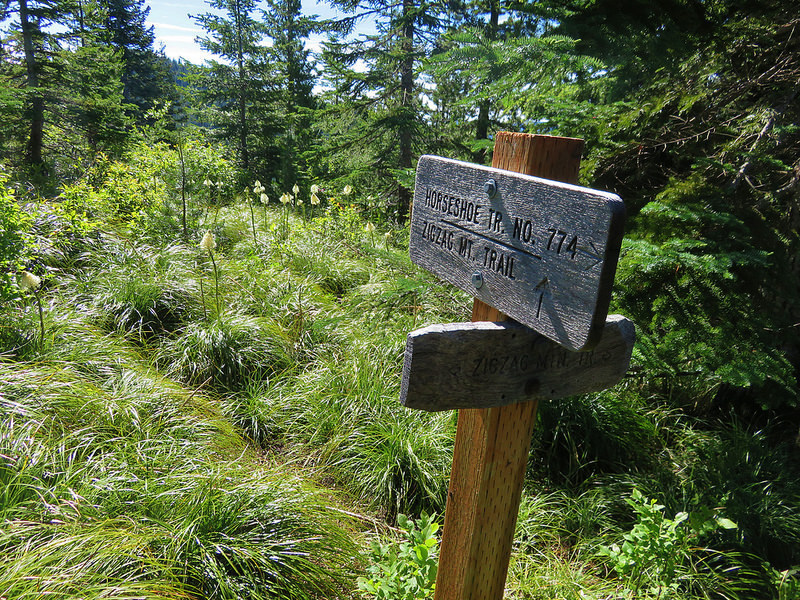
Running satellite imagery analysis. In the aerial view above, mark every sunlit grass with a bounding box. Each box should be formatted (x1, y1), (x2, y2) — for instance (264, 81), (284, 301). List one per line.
(3, 196), (798, 599)
(0, 358), (357, 598)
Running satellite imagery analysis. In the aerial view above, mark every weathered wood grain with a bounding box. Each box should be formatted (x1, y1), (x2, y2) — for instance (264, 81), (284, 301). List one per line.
(400, 315), (634, 411)
(433, 132), (588, 600)
(410, 154), (626, 351)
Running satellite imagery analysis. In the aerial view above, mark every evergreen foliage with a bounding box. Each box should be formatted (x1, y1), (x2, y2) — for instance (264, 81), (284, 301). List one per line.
(99, 0), (175, 123)
(191, 0), (271, 175)
(315, 0), (445, 222)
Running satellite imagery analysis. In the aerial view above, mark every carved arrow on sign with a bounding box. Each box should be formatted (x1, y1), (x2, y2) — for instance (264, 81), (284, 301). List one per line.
(400, 315), (635, 412)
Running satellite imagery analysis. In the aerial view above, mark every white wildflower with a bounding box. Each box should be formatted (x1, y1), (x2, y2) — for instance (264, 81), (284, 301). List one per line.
(310, 184), (319, 194)
(18, 270), (41, 292)
(200, 231), (216, 251)
(280, 193), (291, 204)
(292, 183), (300, 195)
(365, 222), (376, 233)
(260, 193), (269, 203)
(310, 192), (320, 206)
(343, 185), (353, 196)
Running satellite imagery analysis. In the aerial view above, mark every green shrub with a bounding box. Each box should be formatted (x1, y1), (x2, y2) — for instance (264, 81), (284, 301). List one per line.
(0, 168), (31, 300)
(599, 489), (738, 599)
(358, 513), (439, 600)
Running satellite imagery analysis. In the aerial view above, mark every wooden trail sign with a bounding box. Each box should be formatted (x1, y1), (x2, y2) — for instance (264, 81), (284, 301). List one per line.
(410, 155), (625, 351)
(410, 132), (627, 600)
(400, 315), (634, 412)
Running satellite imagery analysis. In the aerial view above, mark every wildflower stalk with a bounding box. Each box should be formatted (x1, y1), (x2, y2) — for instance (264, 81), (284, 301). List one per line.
(280, 192), (292, 240)
(251, 182), (265, 243)
(33, 289), (45, 352)
(365, 221), (376, 248)
(260, 192), (269, 234)
(19, 271), (44, 352)
(200, 232), (220, 316)
(199, 277), (208, 320)
(249, 199), (257, 243)
(210, 250), (220, 316)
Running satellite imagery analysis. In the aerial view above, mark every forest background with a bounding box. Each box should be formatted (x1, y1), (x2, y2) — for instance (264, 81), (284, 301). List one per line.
(1, 0), (799, 598)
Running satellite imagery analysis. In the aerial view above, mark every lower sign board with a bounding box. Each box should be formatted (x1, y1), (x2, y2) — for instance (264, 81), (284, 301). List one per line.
(410, 155), (626, 351)
(400, 315), (635, 412)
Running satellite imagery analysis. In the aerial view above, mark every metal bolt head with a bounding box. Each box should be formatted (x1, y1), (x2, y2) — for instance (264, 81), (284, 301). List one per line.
(483, 179), (497, 198)
(471, 272), (484, 289)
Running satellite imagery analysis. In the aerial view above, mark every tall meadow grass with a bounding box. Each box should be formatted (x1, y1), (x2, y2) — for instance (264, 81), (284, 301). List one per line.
(2, 188), (798, 599)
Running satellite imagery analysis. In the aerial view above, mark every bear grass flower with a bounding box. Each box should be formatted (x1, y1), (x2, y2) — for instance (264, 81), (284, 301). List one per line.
(18, 270), (41, 292)
(200, 231), (217, 251)
(310, 184), (319, 194)
(365, 222), (376, 248)
(343, 185), (353, 196)
(260, 193), (269, 203)
(280, 193), (292, 204)
(310, 192), (320, 206)
(292, 183), (300, 196)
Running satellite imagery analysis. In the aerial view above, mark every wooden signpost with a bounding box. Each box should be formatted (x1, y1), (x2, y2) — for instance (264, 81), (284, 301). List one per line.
(400, 132), (634, 600)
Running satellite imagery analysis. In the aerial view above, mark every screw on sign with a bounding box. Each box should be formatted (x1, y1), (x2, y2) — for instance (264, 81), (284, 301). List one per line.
(400, 132), (635, 600)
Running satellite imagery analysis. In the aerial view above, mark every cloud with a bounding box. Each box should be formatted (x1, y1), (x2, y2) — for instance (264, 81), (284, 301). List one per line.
(152, 22), (201, 33)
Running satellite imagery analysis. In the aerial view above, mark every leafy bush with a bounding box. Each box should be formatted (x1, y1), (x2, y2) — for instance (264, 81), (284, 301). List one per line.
(358, 513), (439, 600)
(773, 568), (800, 600)
(0, 168), (31, 300)
(599, 489), (738, 599)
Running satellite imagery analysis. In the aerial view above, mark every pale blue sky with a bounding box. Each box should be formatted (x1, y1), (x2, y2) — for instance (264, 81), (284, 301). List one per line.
(147, 0), (371, 64)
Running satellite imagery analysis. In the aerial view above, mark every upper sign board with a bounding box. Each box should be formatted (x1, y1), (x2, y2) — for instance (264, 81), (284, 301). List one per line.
(410, 155), (626, 351)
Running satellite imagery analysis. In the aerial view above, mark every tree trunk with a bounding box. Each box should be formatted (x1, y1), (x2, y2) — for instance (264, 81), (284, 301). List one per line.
(234, 0), (249, 171)
(397, 0), (415, 223)
(19, 0), (45, 168)
(472, 0), (500, 165)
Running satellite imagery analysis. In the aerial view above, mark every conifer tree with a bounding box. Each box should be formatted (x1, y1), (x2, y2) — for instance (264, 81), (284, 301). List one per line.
(14, 0), (52, 168)
(262, 0), (317, 190)
(319, 0), (443, 222)
(192, 0), (271, 174)
(545, 0), (800, 408)
(426, 1), (595, 163)
(98, 0), (174, 122)
(2, 0), (130, 175)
